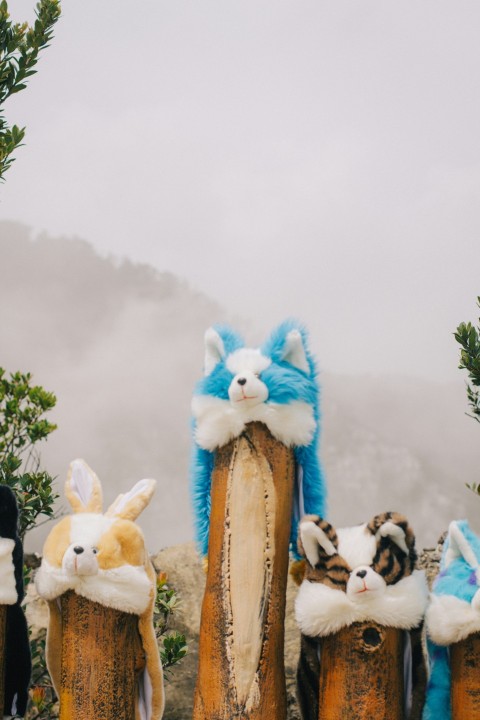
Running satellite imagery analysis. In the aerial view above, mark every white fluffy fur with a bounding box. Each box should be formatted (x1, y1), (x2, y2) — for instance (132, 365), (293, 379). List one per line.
(0, 538), (17, 605)
(336, 524), (378, 569)
(295, 570), (428, 637)
(192, 394), (315, 450)
(226, 348), (272, 375)
(35, 559), (151, 615)
(426, 591), (480, 645)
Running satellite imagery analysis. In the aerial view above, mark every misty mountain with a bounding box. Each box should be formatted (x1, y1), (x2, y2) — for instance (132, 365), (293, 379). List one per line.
(0, 221), (478, 552)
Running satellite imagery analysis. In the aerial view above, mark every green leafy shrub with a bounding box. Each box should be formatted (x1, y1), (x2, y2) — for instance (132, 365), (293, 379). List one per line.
(455, 296), (480, 495)
(0, 368), (58, 538)
(0, 0), (61, 179)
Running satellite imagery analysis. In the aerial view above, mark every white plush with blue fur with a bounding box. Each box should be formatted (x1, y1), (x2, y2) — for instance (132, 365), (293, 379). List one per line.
(423, 520), (480, 720)
(191, 321), (325, 557)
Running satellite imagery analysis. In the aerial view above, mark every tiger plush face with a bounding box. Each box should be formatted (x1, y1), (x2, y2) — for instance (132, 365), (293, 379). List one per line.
(295, 512), (427, 638)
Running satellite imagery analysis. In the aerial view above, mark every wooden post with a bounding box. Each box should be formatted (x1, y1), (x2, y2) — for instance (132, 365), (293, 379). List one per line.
(193, 421), (295, 720)
(59, 591), (146, 720)
(0, 605), (6, 716)
(318, 621), (404, 720)
(450, 633), (480, 719)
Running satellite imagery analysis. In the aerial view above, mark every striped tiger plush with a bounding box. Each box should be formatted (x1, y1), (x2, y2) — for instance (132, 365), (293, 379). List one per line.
(295, 513), (428, 720)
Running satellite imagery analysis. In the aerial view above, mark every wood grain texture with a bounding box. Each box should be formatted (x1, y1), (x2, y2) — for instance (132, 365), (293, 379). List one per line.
(451, 633), (480, 719)
(59, 591), (145, 720)
(318, 622), (404, 720)
(193, 422), (295, 720)
(0, 605), (6, 716)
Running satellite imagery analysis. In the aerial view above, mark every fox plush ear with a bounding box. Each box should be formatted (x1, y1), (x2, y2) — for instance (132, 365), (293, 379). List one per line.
(65, 459), (103, 514)
(298, 516), (337, 567)
(444, 520), (480, 569)
(203, 326), (244, 376)
(282, 330), (310, 374)
(106, 479), (156, 521)
(262, 321), (311, 375)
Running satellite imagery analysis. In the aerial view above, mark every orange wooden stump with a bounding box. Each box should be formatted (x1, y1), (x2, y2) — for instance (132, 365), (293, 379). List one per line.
(0, 605), (6, 716)
(318, 622), (404, 720)
(193, 422), (295, 720)
(59, 591), (145, 720)
(451, 632), (480, 719)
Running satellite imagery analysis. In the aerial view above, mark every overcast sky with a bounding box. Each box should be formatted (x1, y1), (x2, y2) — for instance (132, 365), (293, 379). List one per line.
(2, 1), (480, 381)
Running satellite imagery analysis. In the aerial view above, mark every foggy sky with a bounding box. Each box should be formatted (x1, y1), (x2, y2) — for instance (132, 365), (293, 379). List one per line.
(3, 1), (480, 382)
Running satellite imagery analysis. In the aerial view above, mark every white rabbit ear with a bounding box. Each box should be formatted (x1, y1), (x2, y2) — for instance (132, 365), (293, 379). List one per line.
(105, 479), (156, 521)
(65, 459), (103, 514)
(445, 521), (479, 569)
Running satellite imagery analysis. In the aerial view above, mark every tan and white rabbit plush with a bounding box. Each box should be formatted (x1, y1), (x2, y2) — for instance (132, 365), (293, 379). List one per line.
(35, 459), (164, 720)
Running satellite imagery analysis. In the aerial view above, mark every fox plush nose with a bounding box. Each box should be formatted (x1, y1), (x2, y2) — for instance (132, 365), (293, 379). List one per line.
(237, 377), (247, 386)
(73, 546), (84, 555)
(356, 569), (367, 579)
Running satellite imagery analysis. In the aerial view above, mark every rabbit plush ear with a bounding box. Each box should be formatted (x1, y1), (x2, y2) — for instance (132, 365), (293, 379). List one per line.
(106, 479), (156, 521)
(65, 459), (103, 514)
(299, 517), (337, 567)
(445, 520), (479, 569)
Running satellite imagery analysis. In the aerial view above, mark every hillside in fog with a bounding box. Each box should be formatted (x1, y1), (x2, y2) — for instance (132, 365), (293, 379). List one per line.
(0, 221), (478, 552)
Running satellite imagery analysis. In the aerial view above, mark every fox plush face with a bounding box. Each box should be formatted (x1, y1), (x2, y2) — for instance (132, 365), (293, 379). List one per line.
(191, 320), (326, 556)
(295, 512), (428, 638)
(36, 460), (165, 720)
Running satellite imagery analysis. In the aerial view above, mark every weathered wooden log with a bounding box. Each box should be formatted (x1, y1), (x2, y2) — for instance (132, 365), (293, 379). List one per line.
(0, 604), (6, 716)
(318, 621), (404, 720)
(450, 632), (480, 719)
(193, 421), (295, 720)
(59, 591), (145, 720)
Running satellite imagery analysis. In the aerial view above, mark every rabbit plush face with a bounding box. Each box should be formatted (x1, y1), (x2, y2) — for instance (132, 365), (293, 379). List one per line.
(36, 460), (155, 615)
(426, 520), (480, 646)
(36, 460), (165, 720)
(295, 513), (428, 638)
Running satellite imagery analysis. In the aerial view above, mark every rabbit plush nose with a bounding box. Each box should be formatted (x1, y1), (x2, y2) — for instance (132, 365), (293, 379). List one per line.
(356, 569), (367, 579)
(237, 377), (247, 386)
(63, 542), (99, 577)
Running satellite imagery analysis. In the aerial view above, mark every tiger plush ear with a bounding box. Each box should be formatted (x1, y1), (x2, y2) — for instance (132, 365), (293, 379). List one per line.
(367, 512), (417, 578)
(298, 515), (338, 567)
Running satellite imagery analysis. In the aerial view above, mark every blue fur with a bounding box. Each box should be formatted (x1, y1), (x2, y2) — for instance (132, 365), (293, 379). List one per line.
(423, 642), (451, 720)
(434, 520), (480, 603)
(423, 520), (480, 720)
(261, 321), (325, 550)
(191, 320), (326, 557)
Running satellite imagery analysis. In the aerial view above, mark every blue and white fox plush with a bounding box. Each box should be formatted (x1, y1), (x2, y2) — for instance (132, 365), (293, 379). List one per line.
(423, 520), (480, 720)
(191, 320), (326, 557)
(0, 485), (31, 719)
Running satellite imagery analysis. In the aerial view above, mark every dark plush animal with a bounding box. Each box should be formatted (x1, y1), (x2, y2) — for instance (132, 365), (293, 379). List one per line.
(294, 512), (428, 720)
(0, 486), (31, 718)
